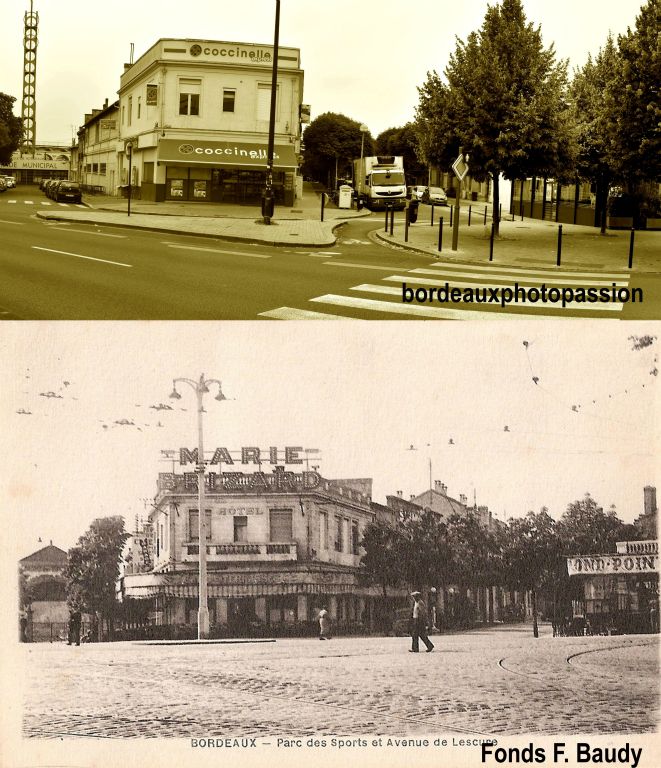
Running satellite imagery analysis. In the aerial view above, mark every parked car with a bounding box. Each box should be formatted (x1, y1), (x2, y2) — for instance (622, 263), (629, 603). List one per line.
(0, 177), (6, 192)
(54, 181), (82, 203)
(47, 179), (62, 198)
(408, 185), (428, 201)
(3, 175), (16, 188)
(39, 178), (49, 192)
(421, 186), (448, 205)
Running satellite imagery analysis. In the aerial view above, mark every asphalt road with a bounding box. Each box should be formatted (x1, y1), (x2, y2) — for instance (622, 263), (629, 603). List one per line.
(1, 187), (659, 319)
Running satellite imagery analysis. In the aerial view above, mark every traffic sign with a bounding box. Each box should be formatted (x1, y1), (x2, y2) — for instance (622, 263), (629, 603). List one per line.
(452, 154), (469, 181)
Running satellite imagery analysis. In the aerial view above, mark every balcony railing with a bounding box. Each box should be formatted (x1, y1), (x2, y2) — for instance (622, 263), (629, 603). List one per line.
(182, 542), (297, 562)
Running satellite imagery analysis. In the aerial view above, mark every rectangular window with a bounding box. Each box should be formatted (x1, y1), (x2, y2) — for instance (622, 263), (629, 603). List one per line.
(269, 509), (292, 542)
(121, 106), (125, 125)
(179, 78), (201, 116)
(223, 89), (236, 113)
(320, 511), (328, 550)
(128, 96), (132, 126)
(257, 83), (278, 121)
(335, 516), (343, 552)
(188, 508), (212, 541)
(233, 515), (248, 543)
(137, 96), (141, 119)
(351, 521), (360, 555)
(143, 162), (154, 183)
(99, 162), (107, 176)
(92, 163), (98, 174)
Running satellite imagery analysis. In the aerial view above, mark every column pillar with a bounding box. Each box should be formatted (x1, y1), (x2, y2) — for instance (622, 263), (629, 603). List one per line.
(216, 597), (228, 625)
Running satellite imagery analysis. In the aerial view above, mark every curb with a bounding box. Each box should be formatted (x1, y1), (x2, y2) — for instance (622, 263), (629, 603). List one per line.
(136, 638), (277, 646)
(35, 210), (346, 248)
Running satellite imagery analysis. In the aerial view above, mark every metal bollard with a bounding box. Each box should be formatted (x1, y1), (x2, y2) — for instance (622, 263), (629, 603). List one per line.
(489, 221), (495, 261)
(405, 206), (410, 243)
(468, 205), (472, 227)
(484, 207), (487, 225)
(499, 203), (502, 220)
(628, 227), (635, 269)
(390, 207), (394, 237)
(431, 204), (434, 227)
(438, 217), (444, 252)
(320, 192), (325, 222)
(384, 207), (389, 232)
(557, 225), (563, 267)
(450, 205), (453, 227)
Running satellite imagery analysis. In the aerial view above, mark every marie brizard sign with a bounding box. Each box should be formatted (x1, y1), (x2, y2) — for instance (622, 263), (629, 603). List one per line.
(567, 554), (659, 576)
(177, 446), (321, 493)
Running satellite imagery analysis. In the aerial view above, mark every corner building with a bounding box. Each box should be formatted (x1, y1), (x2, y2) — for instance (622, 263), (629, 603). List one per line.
(118, 39), (303, 204)
(118, 467), (382, 636)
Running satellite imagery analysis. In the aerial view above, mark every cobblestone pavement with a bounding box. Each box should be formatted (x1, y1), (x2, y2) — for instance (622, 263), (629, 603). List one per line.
(20, 624), (658, 740)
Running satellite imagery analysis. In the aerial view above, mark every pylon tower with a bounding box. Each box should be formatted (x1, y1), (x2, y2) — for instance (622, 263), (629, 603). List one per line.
(22, 0), (38, 155)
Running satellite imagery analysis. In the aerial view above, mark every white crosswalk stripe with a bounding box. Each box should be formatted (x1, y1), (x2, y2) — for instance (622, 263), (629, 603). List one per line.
(259, 259), (632, 319)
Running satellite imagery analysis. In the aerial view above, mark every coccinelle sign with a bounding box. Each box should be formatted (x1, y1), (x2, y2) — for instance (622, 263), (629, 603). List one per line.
(189, 43), (272, 62)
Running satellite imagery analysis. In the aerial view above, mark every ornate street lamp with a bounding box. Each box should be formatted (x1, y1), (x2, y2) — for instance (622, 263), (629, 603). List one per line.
(169, 374), (227, 639)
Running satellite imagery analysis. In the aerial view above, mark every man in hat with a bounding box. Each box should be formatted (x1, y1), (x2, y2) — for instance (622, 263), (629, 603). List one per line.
(410, 591), (434, 653)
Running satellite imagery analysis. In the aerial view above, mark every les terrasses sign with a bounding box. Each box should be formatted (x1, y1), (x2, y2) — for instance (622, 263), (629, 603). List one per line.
(162, 446), (322, 493)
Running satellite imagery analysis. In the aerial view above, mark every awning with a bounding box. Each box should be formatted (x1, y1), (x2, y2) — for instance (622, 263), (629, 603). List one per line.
(158, 138), (298, 169)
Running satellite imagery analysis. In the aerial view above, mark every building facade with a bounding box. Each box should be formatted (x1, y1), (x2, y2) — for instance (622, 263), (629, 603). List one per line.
(0, 146), (70, 186)
(70, 99), (120, 195)
(116, 39), (304, 204)
(19, 543), (69, 641)
(118, 461), (382, 637)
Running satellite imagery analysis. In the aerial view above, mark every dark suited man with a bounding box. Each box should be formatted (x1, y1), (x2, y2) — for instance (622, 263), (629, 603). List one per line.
(409, 591), (434, 653)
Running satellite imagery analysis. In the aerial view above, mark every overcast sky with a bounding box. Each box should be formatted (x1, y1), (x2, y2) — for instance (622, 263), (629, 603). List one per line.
(2, 321), (658, 560)
(0, 0), (645, 145)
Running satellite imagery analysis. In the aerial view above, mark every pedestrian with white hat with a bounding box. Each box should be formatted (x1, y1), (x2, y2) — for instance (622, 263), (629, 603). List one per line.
(409, 591), (434, 653)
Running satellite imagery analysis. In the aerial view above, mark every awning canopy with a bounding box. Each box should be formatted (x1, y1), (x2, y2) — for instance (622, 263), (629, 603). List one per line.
(158, 138), (298, 169)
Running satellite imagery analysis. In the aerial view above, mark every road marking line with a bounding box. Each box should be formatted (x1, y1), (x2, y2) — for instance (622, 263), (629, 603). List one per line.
(322, 261), (405, 271)
(31, 246), (132, 268)
(54, 228), (127, 238)
(426, 261), (630, 280)
(351, 283), (620, 313)
(8, 200), (17, 204)
(0, 218), (25, 225)
(383, 276), (623, 310)
(309, 294), (488, 319)
(41, 201), (52, 205)
(258, 307), (351, 320)
(163, 243), (271, 259)
(57, 203), (69, 207)
(408, 267), (628, 287)
(24, 200), (34, 205)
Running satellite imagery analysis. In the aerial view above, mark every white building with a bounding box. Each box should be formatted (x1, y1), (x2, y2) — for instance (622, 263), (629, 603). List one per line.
(117, 39), (304, 205)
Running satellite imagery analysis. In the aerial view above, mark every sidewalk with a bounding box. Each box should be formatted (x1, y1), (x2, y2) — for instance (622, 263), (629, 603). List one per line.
(376, 205), (661, 274)
(35, 182), (370, 247)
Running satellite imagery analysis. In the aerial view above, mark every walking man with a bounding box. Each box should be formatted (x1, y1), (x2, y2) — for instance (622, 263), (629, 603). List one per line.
(409, 591), (434, 653)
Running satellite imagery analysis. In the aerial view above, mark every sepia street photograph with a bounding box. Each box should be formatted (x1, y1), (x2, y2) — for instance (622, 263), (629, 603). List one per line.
(1, 320), (659, 768)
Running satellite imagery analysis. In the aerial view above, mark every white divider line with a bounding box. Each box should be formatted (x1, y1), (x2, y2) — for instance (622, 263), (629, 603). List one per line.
(31, 246), (132, 268)
(0, 219), (25, 225)
(322, 261), (405, 271)
(55, 228), (127, 239)
(162, 243), (271, 259)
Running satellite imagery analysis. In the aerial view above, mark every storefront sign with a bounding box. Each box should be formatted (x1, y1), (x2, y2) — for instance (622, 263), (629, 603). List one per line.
(179, 467), (321, 493)
(6, 159), (69, 170)
(158, 139), (297, 168)
(567, 554), (659, 576)
(179, 446), (312, 466)
(189, 43), (273, 63)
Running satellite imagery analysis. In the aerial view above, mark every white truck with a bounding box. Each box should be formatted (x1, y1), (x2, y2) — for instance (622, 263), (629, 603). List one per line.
(352, 155), (407, 211)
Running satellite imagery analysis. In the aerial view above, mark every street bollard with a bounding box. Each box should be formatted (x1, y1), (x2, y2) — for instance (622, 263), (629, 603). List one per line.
(557, 225), (563, 267)
(484, 207), (487, 225)
(489, 221), (495, 261)
(450, 205), (453, 227)
(438, 217), (444, 252)
(499, 203), (502, 220)
(431, 204), (434, 227)
(390, 207), (394, 237)
(405, 206), (410, 243)
(468, 205), (472, 227)
(384, 207), (389, 232)
(628, 227), (635, 269)
(320, 192), (325, 222)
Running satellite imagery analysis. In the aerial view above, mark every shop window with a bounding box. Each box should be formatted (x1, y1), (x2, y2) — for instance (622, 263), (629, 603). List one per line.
(179, 78), (201, 116)
(233, 515), (248, 543)
(269, 509), (292, 542)
(188, 508), (212, 541)
(223, 89), (236, 113)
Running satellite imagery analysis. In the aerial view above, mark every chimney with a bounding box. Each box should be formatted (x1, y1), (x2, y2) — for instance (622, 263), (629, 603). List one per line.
(104, 97), (109, 109)
(410, 494), (416, 501)
(459, 494), (467, 504)
(441, 483), (447, 495)
(644, 486), (657, 514)
(434, 480), (442, 490)
(396, 490), (403, 498)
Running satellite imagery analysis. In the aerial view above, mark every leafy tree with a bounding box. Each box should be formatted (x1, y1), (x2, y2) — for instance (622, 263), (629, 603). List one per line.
(374, 123), (427, 183)
(415, 73), (461, 174)
(302, 112), (374, 187)
(65, 516), (129, 640)
(501, 509), (562, 637)
(570, 37), (621, 233)
(556, 493), (628, 556)
(608, 0), (661, 188)
(0, 93), (23, 164)
(359, 519), (405, 597)
(416, 0), (574, 233)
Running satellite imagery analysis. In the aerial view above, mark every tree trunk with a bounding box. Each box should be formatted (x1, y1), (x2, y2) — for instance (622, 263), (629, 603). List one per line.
(532, 588), (539, 638)
(493, 174), (501, 236)
(598, 178), (608, 234)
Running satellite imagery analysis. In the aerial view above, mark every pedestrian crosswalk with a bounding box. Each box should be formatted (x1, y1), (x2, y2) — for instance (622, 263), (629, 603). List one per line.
(259, 260), (632, 320)
(4, 200), (85, 208)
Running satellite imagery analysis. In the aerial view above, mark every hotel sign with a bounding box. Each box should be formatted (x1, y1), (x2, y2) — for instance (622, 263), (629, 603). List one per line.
(567, 554), (659, 576)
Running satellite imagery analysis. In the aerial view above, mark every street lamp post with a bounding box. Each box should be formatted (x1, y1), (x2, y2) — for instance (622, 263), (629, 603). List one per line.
(169, 374), (227, 640)
(262, 0), (281, 225)
(359, 124), (369, 162)
(125, 141), (133, 217)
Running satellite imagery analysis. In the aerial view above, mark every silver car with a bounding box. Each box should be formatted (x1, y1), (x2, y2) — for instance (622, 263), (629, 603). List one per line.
(422, 186), (448, 205)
